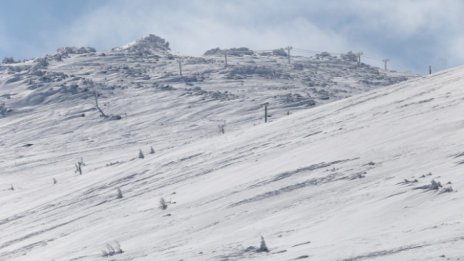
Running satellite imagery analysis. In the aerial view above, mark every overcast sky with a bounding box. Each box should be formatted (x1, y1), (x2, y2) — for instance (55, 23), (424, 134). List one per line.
(0, 0), (463, 73)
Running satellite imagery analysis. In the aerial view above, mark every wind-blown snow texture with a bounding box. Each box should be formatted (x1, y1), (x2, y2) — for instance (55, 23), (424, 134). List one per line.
(2, 35), (462, 260)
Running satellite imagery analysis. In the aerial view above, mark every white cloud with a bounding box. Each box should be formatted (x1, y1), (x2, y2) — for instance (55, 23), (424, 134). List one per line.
(53, 0), (351, 55)
(4, 0), (464, 72)
(331, 0), (463, 35)
(448, 36), (464, 66)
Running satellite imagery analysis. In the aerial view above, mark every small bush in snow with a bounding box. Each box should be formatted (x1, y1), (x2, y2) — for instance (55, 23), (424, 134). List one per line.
(35, 57), (49, 67)
(138, 149), (145, 159)
(116, 188), (123, 199)
(414, 179), (443, 191)
(405, 178), (418, 184)
(10, 184), (14, 191)
(272, 48), (288, 57)
(430, 180), (442, 190)
(159, 197), (168, 210)
(150, 146), (155, 154)
(340, 51), (358, 62)
(101, 241), (123, 257)
(420, 173), (433, 178)
(257, 236), (269, 252)
(2, 57), (16, 64)
(53, 178), (57, 184)
(218, 121), (226, 134)
(0, 103), (12, 117)
(440, 186), (454, 193)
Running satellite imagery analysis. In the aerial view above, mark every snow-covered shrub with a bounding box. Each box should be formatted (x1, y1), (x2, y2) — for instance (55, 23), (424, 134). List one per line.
(159, 197), (168, 210)
(35, 57), (49, 67)
(292, 63), (305, 70)
(108, 114), (122, 120)
(341, 51), (358, 62)
(2, 57), (16, 64)
(29, 68), (45, 76)
(150, 146), (155, 154)
(414, 180), (443, 191)
(46, 47), (97, 62)
(116, 188), (123, 199)
(257, 236), (269, 253)
(218, 121), (226, 134)
(0, 103), (12, 117)
(204, 47), (254, 57)
(227, 65), (283, 79)
(101, 241), (123, 257)
(440, 186), (453, 193)
(78, 47), (96, 54)
(316, 52), (333, 60)
(430, 180), (442, 190)
(272, 48), (288, 56)
(56, 46), (96, 56)
(114, 34), (170, 56)
(228, 47), (254, 56)
(138, 149), (144, 159)
(402, 178), (418, 184)
(106, 161), (122, 167)
(245, 236), (270, 253)
(278, 93), (316, 107)
(203, 48), (222, 56)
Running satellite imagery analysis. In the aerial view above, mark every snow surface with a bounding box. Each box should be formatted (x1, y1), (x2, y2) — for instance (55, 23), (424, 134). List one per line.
(2, 35), (462, 260)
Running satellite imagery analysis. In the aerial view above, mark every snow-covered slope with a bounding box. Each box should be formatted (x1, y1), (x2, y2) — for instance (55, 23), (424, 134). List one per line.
(3, 36), (463, 260)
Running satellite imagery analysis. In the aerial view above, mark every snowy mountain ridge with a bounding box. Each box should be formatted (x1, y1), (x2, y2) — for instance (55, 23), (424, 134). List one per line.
(0, 34), (415, 125)
(3, 35), (463, 260)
